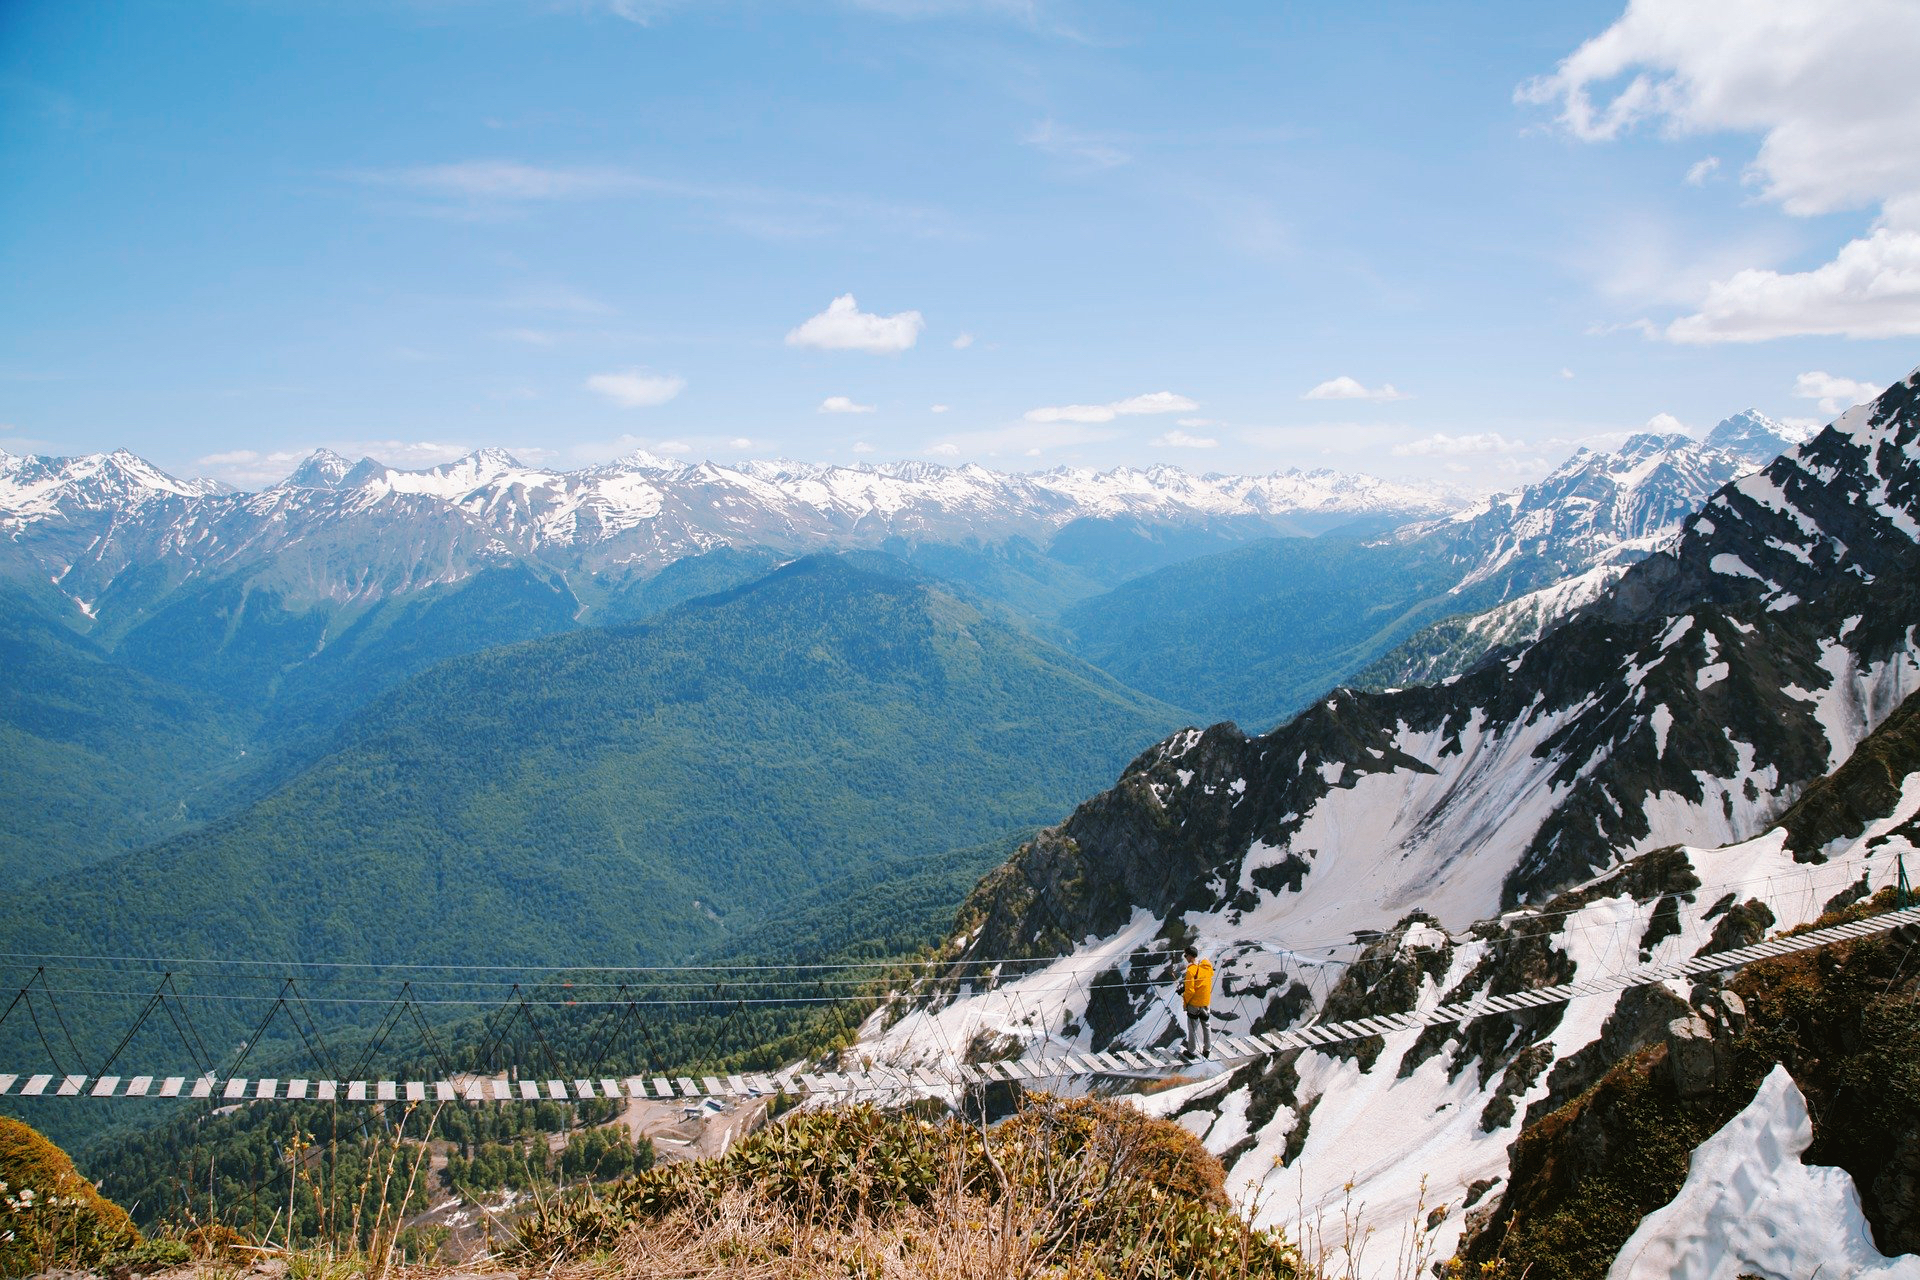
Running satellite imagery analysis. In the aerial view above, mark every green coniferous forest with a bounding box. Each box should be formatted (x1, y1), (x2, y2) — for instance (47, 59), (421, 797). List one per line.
(0, 554), (1187, 1145)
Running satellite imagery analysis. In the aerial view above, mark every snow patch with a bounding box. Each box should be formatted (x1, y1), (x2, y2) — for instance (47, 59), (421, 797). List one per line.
(1610, 1066), (1920, 1279)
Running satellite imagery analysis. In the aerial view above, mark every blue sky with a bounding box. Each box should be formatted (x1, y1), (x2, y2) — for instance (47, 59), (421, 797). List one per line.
(3, 0), (1917, 490)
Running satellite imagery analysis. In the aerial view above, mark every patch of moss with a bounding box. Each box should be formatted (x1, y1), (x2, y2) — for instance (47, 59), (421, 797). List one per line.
(1, 1115), (140, 1276)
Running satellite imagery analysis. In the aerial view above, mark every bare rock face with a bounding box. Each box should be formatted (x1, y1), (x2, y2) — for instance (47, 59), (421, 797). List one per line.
(1663, 1015), (1728, 1101)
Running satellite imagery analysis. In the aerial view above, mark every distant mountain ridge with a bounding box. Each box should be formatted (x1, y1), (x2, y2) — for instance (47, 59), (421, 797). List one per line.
(0, 447), (1458, 626)
(1057, 416), (1778, 729)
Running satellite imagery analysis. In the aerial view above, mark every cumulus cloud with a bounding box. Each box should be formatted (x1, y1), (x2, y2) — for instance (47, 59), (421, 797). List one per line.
(927, 442), (961, 457)
(1685, 156), (1721, 186)
(1391, 432), (1528, 457)
(952, 333), (975, 349)
(930, 404), (951, 414)
(1151, 430), (1219, 449)
(1303, 376), (1409, 402)
(1024, 390), (1198, 423)
(586, 370), (686, 407)
(1644, 412), (1689, 435)
(851, 441), (876, 453)
(819, 395), (876, 414)
(1794, 369), (1886, 415)
(786, 294), (924, 353)
(1520, 0), (1920, 341)
(1663, 229), (1920, 342)
(728, 437), (753, 449)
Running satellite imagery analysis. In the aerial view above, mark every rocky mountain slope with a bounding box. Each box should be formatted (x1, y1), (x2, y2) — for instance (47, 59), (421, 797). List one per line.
(861, 373), (1920, 1272)
(1060, 420), (1779, 729)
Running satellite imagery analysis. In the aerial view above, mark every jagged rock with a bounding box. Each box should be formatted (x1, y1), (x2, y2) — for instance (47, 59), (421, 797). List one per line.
(1664, 1014), (1728, 1100)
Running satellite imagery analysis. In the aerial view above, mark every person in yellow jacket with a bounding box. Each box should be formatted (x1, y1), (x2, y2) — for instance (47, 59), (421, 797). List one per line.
(1180, 946), (1213, 1057)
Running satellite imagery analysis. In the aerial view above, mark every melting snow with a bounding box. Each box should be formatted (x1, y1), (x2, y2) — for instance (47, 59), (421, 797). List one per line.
(1610, 1066), (1920, 1279)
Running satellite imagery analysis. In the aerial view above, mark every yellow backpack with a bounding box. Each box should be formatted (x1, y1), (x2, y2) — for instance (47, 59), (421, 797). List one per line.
(1183, 958), (1214, 1008)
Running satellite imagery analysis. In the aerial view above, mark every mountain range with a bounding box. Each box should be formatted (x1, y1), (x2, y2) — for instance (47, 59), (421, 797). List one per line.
(0, 413), (1808, 883)
(862, 372), (1920, 1270)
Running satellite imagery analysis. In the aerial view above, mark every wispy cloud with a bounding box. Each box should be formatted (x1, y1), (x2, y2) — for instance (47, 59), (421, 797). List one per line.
(1390, 432), (1527, 457)
(343, 160), (957, 239)
(1151, 429), (1218, 449)
(1302, 376), (1408, 402)
(787, 295), (925, 354)
(1794, 370), (1886, 416)
(586, 369), (686, 407)
(1024, 390), (1197, 424)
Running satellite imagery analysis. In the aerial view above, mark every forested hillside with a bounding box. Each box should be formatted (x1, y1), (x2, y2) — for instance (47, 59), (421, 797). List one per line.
(0, 553), (1188, 1090)
(0, 587), (250, 885)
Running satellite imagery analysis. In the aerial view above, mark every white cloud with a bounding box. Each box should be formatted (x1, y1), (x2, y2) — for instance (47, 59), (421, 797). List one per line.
(819, 395), (876, 414)
(1302, 376), (1409, 402)
(930, 404), (951, 413)
(351, 163), (957, 241)
(786, 294), (924, 353)
(1644, 412), (1689, 435)
(951, 333), (975, 349)
(1664, 228), (1920, 342)
(586, 370), (686, 407)
(657, 440), (692, 454)
(1793, 369), (1886, 415)
(1391, 432), (1528, 457)
(1559, 368), (1576, 379)
(851, 441), (876, 454)
(1024, 390), (1197, 423)
(1685, 156), (1721, 186)
(927, 442), (961, 457)
(1521, 0), (1920, 341)
(194, 448), (317, 487)
(729, 437), (753, 449)
(1177, 417), (1215, 428)
(1151, 430), (1219, 449)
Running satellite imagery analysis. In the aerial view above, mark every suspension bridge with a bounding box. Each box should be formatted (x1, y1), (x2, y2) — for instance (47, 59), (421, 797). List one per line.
(6, 885), (1914, 1109)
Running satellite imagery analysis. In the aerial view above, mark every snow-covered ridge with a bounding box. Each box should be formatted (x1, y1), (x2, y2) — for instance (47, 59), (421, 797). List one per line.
(0, 445), (1459, 604)
(856, 368), (1920, 1276)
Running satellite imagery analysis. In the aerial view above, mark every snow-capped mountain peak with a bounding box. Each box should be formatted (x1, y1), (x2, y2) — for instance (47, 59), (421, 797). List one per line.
(1704, 408), (1816, 464)
(274, 448), (356, 490)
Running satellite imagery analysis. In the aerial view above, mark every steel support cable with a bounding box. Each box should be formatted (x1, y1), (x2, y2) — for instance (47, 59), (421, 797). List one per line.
(9, 857), (1870, 983)
(36, 968), (93, 1075)
(94, 976), (174, 1078)
(0, 863), (1889, 1044)
(221, 979), (300, 1083)
(0, 857), (1876, 987)
(285, 980), (343, 1081)
(346, 982), (418, 1082)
